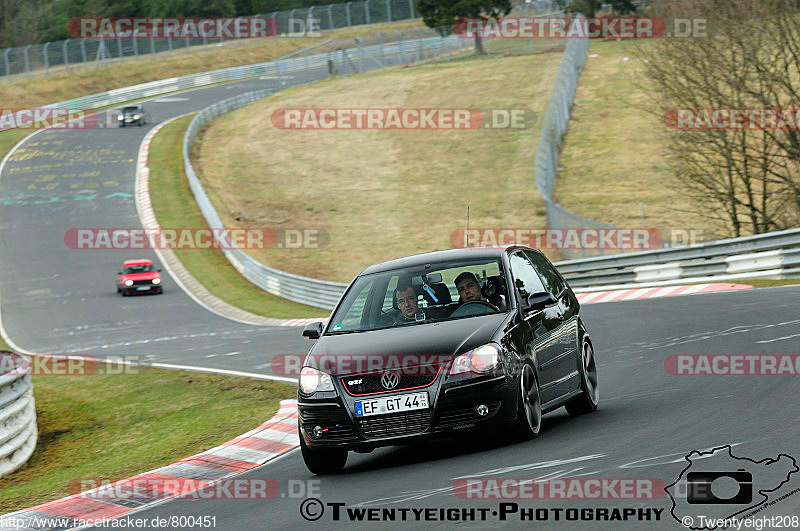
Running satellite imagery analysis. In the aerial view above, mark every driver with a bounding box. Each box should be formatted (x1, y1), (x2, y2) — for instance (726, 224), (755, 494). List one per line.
(454, 272), (488, 304)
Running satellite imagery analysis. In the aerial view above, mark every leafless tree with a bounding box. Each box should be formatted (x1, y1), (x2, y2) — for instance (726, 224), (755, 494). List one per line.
(639, 0), (800, 236)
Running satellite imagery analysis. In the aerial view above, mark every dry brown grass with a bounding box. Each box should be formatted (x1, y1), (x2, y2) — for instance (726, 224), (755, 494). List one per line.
(195, 50), (564, 282)
(555, 39), (719, 240)
(0, 20), (425, 110)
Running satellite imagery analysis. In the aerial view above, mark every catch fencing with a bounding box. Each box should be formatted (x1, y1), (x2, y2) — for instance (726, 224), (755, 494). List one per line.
(0, 1), (557, 79)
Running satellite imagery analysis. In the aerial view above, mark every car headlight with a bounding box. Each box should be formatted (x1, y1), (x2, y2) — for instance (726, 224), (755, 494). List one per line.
(124, 280), (134, 286)
(450, 343), (502, 375)
(152, 278), (161, 285)
(299, 366), (335, 395)
(117, 115), (123, 120)
(133, 114), (141, 119)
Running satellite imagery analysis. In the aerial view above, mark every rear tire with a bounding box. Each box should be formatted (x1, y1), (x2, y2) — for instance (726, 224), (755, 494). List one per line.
(566, 339), (599, 416)
(300, 431), (347, 475)
(511, 363), (541, 441)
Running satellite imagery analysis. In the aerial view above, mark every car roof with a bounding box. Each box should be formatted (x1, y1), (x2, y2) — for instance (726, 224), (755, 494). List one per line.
(123, 259), (153, 266)
(359, 245), (536, 275)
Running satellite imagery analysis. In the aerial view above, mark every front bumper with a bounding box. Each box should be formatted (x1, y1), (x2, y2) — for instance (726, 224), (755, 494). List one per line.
(298, 373), (517, 450)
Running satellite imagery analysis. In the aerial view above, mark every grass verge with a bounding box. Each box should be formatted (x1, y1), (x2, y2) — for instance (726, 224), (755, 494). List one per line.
(555, 40), (719, 239)
(148, 116), (327, 318)
(0, 367), (294, 513)
(195, 49), (565, 282)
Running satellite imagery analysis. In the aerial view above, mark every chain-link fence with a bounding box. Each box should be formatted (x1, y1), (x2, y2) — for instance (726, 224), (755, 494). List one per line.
(531, 20), (626, 260)
(0, 1), (554, 80)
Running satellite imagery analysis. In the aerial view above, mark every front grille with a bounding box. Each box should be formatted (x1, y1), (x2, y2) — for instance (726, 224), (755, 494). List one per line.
(358, 410), (432, 438)
(132, 280), (154, 286)
(299, 405), (356, 442)
(342, 366), (440, 396)
(436, 402), (501, 429)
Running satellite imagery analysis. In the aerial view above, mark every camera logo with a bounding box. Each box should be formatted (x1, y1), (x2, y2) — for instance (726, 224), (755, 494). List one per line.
(665, 445), (798, 530)
(686, 469), (752, 505)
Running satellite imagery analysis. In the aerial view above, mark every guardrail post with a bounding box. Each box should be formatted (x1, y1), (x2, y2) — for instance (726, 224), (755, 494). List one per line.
(386, 0), (392, 21)
(408, 0), (414, 18)
(23, 45), (31, 73)
(168, 36), (173, 51)
(133, 37), (139, 56)
(62, 40), (69, 67)
(43, 42), (50, 71)
(80, 39), (87, 64)
(365, 0), (370, 24)
(150, 36), (155, 54)
(117, 36), (122, 57)
(346, 2), (352, 27)
(327, 5), (334, 29)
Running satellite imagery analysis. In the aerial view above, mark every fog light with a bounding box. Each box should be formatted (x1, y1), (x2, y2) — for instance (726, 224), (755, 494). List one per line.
(476, 404), (489, 417)
(312, 425), (323, 437)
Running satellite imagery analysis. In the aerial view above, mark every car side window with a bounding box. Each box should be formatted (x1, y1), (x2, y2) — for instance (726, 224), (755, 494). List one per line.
(524, 251), (565, 297)
(337, 280), (374, 330)
(509, 252), (547, 306)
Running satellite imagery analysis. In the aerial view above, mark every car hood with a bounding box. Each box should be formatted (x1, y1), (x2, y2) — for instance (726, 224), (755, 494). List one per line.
(120, 272), (159, 281)
(306, 313), (511, 376)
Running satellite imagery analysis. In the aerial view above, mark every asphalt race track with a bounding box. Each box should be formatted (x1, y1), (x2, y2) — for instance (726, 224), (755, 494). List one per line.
(0, 76), (324, 374)
(88, 286), (800, 530)
(2, 76), (800, 530)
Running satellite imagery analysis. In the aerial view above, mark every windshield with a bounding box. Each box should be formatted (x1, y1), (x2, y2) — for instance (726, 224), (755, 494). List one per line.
(124, 264), (153, 274)
(122, 106), (140, 114)
(327, 258), (509, 334)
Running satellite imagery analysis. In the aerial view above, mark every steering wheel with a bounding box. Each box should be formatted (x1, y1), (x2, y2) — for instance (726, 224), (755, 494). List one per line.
(450, 299), (499, 318)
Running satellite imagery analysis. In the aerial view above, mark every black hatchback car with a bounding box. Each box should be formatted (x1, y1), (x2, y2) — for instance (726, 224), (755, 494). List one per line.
(298, 246), (599, 474)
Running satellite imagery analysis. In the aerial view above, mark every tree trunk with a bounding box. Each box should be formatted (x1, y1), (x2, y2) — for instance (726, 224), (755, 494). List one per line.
(474, 33), (485, 55)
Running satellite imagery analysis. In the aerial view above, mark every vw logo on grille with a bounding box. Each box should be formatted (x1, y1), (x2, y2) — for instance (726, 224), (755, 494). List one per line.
(381, 371), (400, 390)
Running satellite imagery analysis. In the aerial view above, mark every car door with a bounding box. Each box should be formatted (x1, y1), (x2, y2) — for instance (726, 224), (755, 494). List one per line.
(524, 250), (580, 397)
(508, 251), (563, 404)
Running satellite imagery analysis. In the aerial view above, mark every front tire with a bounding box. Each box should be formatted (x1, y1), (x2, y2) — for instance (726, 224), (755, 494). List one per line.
(566, 339), (599, 416)
(511, 363), (541, 440)
(300, 431), (347, 475)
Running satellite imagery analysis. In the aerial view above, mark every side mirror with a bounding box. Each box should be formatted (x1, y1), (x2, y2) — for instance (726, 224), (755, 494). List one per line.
(524, 292), (556, 311)
(302, 322), (324, 339)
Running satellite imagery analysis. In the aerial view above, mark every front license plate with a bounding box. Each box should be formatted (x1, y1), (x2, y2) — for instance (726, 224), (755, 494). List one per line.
(355, 392), (428, 417)
(135, 286), (150, 291)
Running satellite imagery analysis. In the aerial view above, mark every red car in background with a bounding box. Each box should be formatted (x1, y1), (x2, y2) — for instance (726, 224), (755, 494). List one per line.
(116, 259), (162, 296)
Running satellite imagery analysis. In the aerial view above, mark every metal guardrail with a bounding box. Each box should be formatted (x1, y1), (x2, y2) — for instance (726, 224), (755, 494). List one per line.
(559, 228), (800, 288)
(0, 352), (36, 478)
(183, 33), (472, 309)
